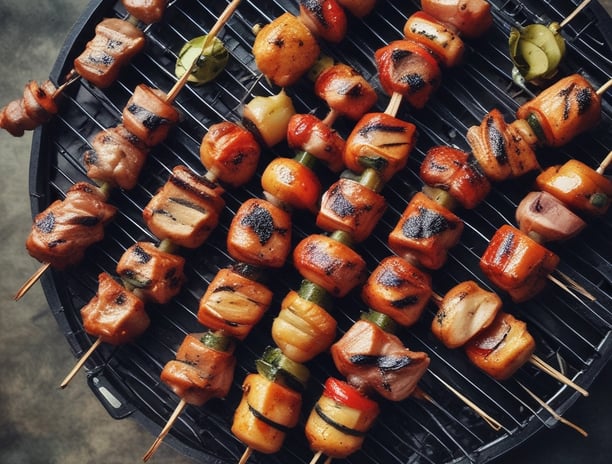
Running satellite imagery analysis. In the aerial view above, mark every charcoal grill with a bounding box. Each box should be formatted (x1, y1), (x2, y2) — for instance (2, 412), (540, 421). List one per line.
(29, 0), (612, 463)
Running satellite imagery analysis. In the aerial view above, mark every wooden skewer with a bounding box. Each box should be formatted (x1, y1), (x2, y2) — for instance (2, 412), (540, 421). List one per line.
(309, 450), (324, 464)
(515, 380), (588, 437)
(165, 0), (242, 103)
(13, 262), (51, 301)
(547, 272), (596, 303)
(596, 150), (612, 175)
(142, 398), (188, 462)
(384, 92), (403, 117)
(596, 78), (612, 96)
(59, 337), (103, 388)
(529, 354), (589, 397)
(238, 446), (253, 464)
(559, 0), (592, 28)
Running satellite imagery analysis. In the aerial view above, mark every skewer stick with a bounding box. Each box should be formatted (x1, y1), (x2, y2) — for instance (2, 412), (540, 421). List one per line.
(14, 262), (51, 301)
(385, 92), (403, 117)
(559, 0), (592, 28)
(529, 354), (589, 397)
(165, 0), (242, 103)
(552, 269), (596, 301)
(596, 150), (612, 175)
(596, 78), (612, 96)
(547, 272), (594, 304)
(238, 446), (253, 464)
(143, 398), (188, 461)
(309, 450), (324, 464)
(59, 337), (103, 388)
(417, 379), (503, 431)
(515, 380), (588, 437)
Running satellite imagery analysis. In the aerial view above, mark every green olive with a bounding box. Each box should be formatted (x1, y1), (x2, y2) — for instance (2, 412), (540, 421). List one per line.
(175, 35), (229, 85)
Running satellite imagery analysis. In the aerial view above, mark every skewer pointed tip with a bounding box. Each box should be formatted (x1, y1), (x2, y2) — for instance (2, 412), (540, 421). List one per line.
(14, 262), (51, 301)
(59, 337), (103, 389)
(143, 398), (188, 461)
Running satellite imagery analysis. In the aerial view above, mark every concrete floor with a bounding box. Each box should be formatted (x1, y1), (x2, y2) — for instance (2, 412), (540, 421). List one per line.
(0, 1), (610, 464)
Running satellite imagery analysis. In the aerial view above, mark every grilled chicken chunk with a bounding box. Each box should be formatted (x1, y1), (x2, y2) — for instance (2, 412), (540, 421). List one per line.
(26, 182), (117, 269)
(0, 80), (59, 136)
(122, 0), (167, 24)
(331, 319), (430, 401)
(74, 18), (146, 88)
(299, 0), (348, 44)
(81, 272), (149, 345)
(421, 0), (493, 38)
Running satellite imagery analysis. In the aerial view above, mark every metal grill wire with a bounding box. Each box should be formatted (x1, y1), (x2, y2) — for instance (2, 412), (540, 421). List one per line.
(30, 0), (612, 463)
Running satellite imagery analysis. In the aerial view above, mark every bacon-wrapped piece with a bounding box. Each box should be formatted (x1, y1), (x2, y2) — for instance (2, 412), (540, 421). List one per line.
(516, 191), (586, 243)
(261, 156), (322, 213)
(160, 332), (236, 406)
(466, 109), (539, 182)
(403, 11), (465, 68)
(0, 80), (59, 136)
(331, 318), (430, 401)
(316, 176), (387, 243)
(361, 256), (432, 327)
(83, 124), (150, 190)
(287, 113), (346, 172)
(299, 0), (347, 44)
(198, 265), (273, 341)
(200, 121), (261, 187)
(252, 12), (320, 87)
(375, 39), (442, 109)
(116, 241), (185, 304)
(465, 312), (536, 380)
(479, 225), (560, 303)
(81, 272), (149, 345)
(305, 377), (380, 459)
(421, 0), (493, 39)
(26, 182), (117, 270)
(516, 74), (601, 147)
(272, 283), (337, 363)
(314, 63), (378, 120)
(431, 280), (501, 349)
(226, 198), (292, 269)
(420, 146), (491, 209)
(293, 232), (367, 297)
(74, 18), (146, 88)
(143, 165), (226, 249)
(122, 84), (180, 147)
(122, 0), (167, 24)
(343, 112), (418, 182)
(388, 192), (464, 270)
(536, 159), (612, 216)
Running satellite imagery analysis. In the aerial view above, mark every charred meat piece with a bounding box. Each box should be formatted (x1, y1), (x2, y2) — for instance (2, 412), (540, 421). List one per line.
(361, 256), (432, 327)
(198, 266), (273, 341)
(83, 124), (150, 190)
(252, 12), (320, 87)
(316, 177), (387, 243)
(143, 165), (225, 248)
(465, 312), (536, 380)
(480, 225), (560, 302)
(116, 241), (185, 304)
(26, 182), (117, 270)
(314, 63), (377, 120)
(343, 112), (417, 182)
(287, 113), (346, 173)
(331, 319), (430, 401)
(122, 84), (180, 147)
(227, 198), (292, 269)
(74, 18), (146, 88)
(388, 192), (464, 270)
(293, 233), (367, 297)
(420, 145), (491, 209)
(81, 272), (149, 345)
(516, 73), (601, 147)
(0, 80), (59, 136)
(299, 0), (348, 43)
(375, 39), (442, 109)
(160, 332), (236, 406)
(200, 121), (261, 187)
(421, 0), (493, 38)
(431, 280), (502, 349)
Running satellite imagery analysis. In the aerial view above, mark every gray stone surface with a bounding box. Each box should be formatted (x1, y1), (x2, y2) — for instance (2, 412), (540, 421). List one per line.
(0, 2), (610, 464)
